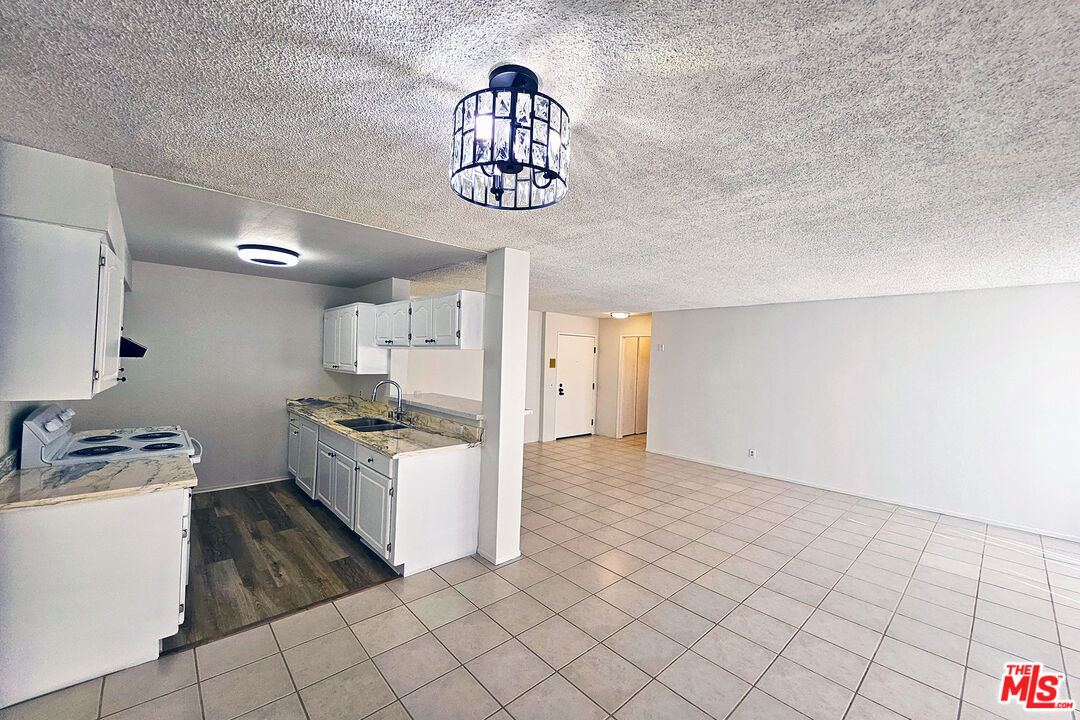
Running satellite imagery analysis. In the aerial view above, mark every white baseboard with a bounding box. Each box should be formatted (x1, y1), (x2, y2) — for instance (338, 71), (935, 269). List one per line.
(645, 447), (1080, 545)
(192, 476), (291, 494)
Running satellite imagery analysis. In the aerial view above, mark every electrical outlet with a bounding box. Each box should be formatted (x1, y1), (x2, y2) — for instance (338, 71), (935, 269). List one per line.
(747, 449), (756, 458)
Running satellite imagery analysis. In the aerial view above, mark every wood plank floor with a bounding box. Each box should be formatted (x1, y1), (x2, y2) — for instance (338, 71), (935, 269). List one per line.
(163, 480), (397, 652)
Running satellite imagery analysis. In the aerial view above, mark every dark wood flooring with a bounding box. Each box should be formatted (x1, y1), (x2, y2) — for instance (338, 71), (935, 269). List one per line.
(163, 480), (397, 652)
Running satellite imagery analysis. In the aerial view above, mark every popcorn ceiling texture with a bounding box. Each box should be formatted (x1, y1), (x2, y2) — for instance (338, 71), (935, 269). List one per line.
(1, 0), (1077, 315)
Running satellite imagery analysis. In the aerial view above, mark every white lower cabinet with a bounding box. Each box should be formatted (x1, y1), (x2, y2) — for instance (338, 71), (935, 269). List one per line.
(289, 413), (481, 576)
(287, 413), (318, 499)
(355, 466), (392, 559)
(330, 453), (355, 526)
(315, 443), (335, 507)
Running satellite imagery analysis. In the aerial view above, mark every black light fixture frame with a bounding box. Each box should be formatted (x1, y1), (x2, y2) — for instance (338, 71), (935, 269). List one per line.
(236, 244), (300, 266)
(450, 64), (570, 210)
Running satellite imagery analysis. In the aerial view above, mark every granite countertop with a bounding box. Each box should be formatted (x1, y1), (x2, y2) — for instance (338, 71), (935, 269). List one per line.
(286, 398), (476, 457)
(0, 455), (198, 511)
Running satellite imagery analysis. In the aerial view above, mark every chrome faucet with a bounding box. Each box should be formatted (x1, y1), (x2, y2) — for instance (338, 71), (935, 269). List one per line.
(371, 380), (404, 421)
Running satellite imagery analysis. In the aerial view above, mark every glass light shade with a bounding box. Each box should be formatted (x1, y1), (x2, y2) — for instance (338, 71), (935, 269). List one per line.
(450, 65), (569, 210)
(610, 312), (630, 319)
(237, 244), (300, 267)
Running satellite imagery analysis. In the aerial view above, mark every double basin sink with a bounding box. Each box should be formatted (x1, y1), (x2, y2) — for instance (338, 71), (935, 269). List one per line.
(335, 416), (407, 433)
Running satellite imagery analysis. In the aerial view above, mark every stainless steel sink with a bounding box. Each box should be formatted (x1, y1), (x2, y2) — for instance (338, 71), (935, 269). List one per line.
(335, 417), (407, 432)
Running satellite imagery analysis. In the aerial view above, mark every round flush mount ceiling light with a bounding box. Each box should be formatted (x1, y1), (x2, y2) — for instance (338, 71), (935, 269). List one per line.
(237, 244), (300, 267)
(450, 64), (570, 210)
(610, 312), (631, 319)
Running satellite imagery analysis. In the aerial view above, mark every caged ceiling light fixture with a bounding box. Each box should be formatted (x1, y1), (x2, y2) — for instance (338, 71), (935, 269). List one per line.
(449, 64), (570, 210)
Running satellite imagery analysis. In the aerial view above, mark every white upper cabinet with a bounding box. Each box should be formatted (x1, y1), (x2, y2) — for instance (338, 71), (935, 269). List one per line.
(374, 301), (411, 347)
(372, 290), (484, 351)
(0, 217), (125, 400)
(410, 297), (433, 344)
(322, 311), (337, 369)
(322, 303), (389, 374)
(92, 247), (126, 394)
(409, 290), (484, 349)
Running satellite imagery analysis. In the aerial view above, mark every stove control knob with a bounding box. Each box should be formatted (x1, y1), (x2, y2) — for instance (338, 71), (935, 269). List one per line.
(59, 409), (75, 421)
(44, 419), (62, 432)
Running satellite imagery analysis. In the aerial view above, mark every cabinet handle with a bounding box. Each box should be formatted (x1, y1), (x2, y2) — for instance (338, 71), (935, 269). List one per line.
(329, 452), (337, 458)
(292, 431), (299, 435)
(367, 457), (374, 463)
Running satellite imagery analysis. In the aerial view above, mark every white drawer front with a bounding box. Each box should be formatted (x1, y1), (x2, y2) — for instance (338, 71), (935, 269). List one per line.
(356, 448), (393, 477)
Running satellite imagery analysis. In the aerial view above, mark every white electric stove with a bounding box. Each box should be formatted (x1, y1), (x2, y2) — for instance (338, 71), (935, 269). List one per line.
(20, 404), (202, 469)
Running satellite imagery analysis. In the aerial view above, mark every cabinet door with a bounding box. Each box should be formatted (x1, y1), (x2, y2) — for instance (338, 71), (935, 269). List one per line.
(390, 302), (411, 346)
(315, 443), (335, 508)
(355, 466), (392, 559)
(431, 294), (460, 347)
(410, 297), (433, 346)
(374, 305), (394, 346)
(287, 421), (300, 478)
(336, 307), (358, 371)
(331, 455), (356, 526)
(92, 246), (125, 394)
(297, 422), (318, 498)
(322, 311), (338, 368)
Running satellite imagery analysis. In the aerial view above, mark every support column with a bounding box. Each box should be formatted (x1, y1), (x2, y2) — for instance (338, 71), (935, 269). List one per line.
(478, 247), (529, 565)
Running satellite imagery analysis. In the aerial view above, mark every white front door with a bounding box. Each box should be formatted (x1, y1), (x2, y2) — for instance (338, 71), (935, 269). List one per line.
(554, 333), (597, 439)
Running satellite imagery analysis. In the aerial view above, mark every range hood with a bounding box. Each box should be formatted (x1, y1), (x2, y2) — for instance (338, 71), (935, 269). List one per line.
(119, 336), (147, 358)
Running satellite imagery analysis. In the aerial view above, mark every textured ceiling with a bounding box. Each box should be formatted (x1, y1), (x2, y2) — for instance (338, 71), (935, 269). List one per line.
(1, 1), (1077, 315)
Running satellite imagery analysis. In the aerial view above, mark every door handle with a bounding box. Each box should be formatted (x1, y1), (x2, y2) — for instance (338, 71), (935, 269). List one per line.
(558, 384), (565, 396)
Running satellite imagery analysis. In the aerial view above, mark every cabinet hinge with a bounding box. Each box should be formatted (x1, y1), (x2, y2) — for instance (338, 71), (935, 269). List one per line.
(594, 347), (597, 353)
(389, 487), (394, 497)
(408, 306), (412, 315)
(456, 299), (461, 308)
(179, 603), (185, 613)
(93, 370), (100, 380)
(456, 330), (461, 338)
(356, 310), (359, 316)
(592, 383), (596, 390)
(591, 419), (595, 425)
(99, 254), (106, 267)
(386, 542), (392, 552)
(408, 333), (412, 340)
(181, 528), (188, 538)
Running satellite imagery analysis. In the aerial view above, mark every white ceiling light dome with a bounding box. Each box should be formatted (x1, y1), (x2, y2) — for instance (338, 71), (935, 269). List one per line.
(610, 311), (630, 319)
(237, 244), (300, 267)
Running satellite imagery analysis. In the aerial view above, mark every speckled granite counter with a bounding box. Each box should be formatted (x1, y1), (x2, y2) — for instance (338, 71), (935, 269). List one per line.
(286, 396), (479, 457)
(0, 454), (198, 511)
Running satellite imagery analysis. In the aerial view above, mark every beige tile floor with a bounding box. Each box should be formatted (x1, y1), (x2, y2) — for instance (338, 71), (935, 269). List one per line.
(4, 434), (1080, 720)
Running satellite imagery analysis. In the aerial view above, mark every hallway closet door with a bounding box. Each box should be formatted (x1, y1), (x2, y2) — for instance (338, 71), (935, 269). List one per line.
(617, 336), (651, 437)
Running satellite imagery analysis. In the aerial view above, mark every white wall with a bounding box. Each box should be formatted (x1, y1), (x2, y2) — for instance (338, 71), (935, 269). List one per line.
(596, 314), (652, 438)
(0, 140), (131, 284)
(524, 311), (543, 443)
(401, 350), (484, 400)
(647, 282), (1080, 540)
(540, 312), (600, 442)
(0, 402), (35, 458)
(68, 261), (360, 491)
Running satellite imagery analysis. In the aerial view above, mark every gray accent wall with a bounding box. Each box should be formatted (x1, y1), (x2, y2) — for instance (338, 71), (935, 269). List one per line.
(66, 261), (382, 491)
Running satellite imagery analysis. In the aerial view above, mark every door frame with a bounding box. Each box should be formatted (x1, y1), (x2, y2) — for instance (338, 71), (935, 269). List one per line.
(615, 334), (651, 439)
(554, 332), (598, 439)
